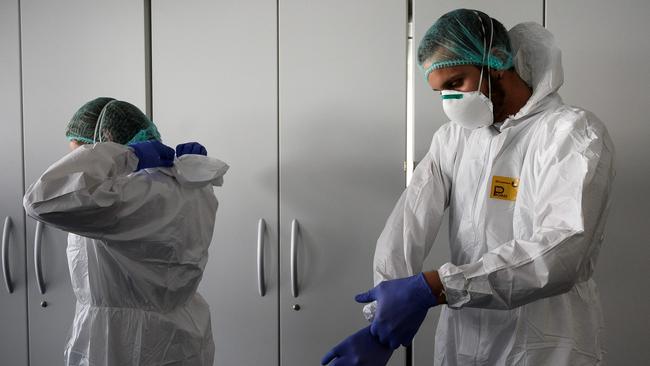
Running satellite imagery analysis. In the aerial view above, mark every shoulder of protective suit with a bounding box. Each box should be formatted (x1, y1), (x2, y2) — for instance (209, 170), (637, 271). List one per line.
(433, 120), (463, 139)
(533, 104), (613, 160)
(410, 122), (464, 188)
(429, 121), (467, 152)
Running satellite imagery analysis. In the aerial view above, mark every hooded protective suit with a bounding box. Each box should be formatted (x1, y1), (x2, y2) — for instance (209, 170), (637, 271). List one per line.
(366, 22), (615, 365)
(24, 142), (228, 366)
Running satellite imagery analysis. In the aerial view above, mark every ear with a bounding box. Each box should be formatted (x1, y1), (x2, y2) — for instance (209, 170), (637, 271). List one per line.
(490, 69), (505, 80)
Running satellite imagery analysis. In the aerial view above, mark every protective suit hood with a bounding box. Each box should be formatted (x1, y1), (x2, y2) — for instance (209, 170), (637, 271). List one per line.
(506, 22), (564, 122)
(158, 154), (229, 188)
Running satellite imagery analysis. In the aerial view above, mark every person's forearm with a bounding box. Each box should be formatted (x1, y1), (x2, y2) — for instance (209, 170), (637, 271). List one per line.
(423, 270), (447, 304)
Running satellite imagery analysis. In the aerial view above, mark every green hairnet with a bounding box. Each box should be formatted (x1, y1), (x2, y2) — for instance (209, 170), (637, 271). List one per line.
(65, 97), (116, 144)
(95, 100), (162, 145)
(417, 9), (513, 80)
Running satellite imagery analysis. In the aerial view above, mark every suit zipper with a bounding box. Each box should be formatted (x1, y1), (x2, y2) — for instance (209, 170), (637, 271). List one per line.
(471, 136), (493, 244)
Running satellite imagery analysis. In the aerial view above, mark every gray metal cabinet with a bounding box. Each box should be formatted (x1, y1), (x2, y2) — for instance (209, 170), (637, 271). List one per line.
(19, 1), (146, 365)
(547, 1), (650, 364)
(410, 1), (542, 364)
(278, 1), (406, 365)
(151, 1), (279, 365)
(0, 1), (29, 365)
(153, 0), (407, 365)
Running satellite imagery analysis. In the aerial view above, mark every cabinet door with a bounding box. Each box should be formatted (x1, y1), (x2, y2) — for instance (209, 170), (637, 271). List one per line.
(279, 1), (406, 365)
(411, 2), (542, 364)
(20, 1), (146, 365)
(0, 1), (29, 365)
(152, 1), (279, 365)
(547, 1), (650, 364)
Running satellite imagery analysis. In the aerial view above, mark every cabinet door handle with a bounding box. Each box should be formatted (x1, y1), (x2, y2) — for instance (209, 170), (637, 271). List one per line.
(290, 219), (299, 298)
(34, 221), (46, 294)
(257, 219), (266, 297)
(2, 217), (13, 294)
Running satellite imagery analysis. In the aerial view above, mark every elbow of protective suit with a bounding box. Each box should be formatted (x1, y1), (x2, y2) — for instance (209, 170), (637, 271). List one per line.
(23, 202), (37, 222)
(22, 181), (100, 231)
(485, 238), (587, 310)
(22, 194), (63, 228)
(490, 275), (578, 311)
(23, 187), (44, 221)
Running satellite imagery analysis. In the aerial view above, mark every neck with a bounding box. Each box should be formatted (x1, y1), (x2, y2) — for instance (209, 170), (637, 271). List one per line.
(494, 71), (532, 123)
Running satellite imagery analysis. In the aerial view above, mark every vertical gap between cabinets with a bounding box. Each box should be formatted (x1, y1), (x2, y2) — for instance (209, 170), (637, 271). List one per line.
(406, 0), (415, 187)
(144, 0), (153, 119)
(406, 0), (415, 364)
(276, 0), (281, 365)
(17, 0), (31, 364)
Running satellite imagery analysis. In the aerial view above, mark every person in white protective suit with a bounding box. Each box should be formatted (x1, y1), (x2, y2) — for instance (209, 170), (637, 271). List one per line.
(322, 9), (615, 366)
(23, 98), (228, 366)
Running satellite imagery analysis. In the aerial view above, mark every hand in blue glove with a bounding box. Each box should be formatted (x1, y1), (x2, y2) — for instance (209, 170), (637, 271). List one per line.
(321, 326), (394, 366)
(176, 142), (207, 157)
(128, 140), (175, 171)
(355, 273), (438, 350)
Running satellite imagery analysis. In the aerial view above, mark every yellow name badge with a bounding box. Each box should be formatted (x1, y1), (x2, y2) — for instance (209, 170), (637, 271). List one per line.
(490, 176), (520, 201)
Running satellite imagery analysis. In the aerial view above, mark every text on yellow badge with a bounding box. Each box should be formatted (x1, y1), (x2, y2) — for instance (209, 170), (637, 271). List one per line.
(490, 176), (520, 201)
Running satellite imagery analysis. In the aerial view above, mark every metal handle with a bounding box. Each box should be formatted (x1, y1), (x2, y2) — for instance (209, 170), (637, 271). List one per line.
(34, 221), (45, 294)
(2, 217), (13, 294)
(290, 219), (299, 298)
(257, 219), (266, 297)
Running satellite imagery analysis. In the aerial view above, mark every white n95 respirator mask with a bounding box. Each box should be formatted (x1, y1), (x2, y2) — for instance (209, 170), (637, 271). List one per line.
(441, 88), (493, 130)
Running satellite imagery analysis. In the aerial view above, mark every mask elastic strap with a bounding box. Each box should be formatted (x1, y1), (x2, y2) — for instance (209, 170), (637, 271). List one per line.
(92, 113), (102, 143)
(474, 11), (495, 100)
(487, 16), (494, 100)
(474, 11), (487, 94)
(93, 100), (114, 143)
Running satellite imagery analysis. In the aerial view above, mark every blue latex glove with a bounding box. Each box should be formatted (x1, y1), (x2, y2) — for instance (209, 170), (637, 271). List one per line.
(355, 273), (438, 350)
(321, 326), (394, 366)
(176, 142), (207, 157)
(128, 140), (175, 171)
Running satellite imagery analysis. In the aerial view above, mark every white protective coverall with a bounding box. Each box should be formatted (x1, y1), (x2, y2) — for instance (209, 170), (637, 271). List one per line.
(24, 142), (228, 366)
(367, 22), (615, 365)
